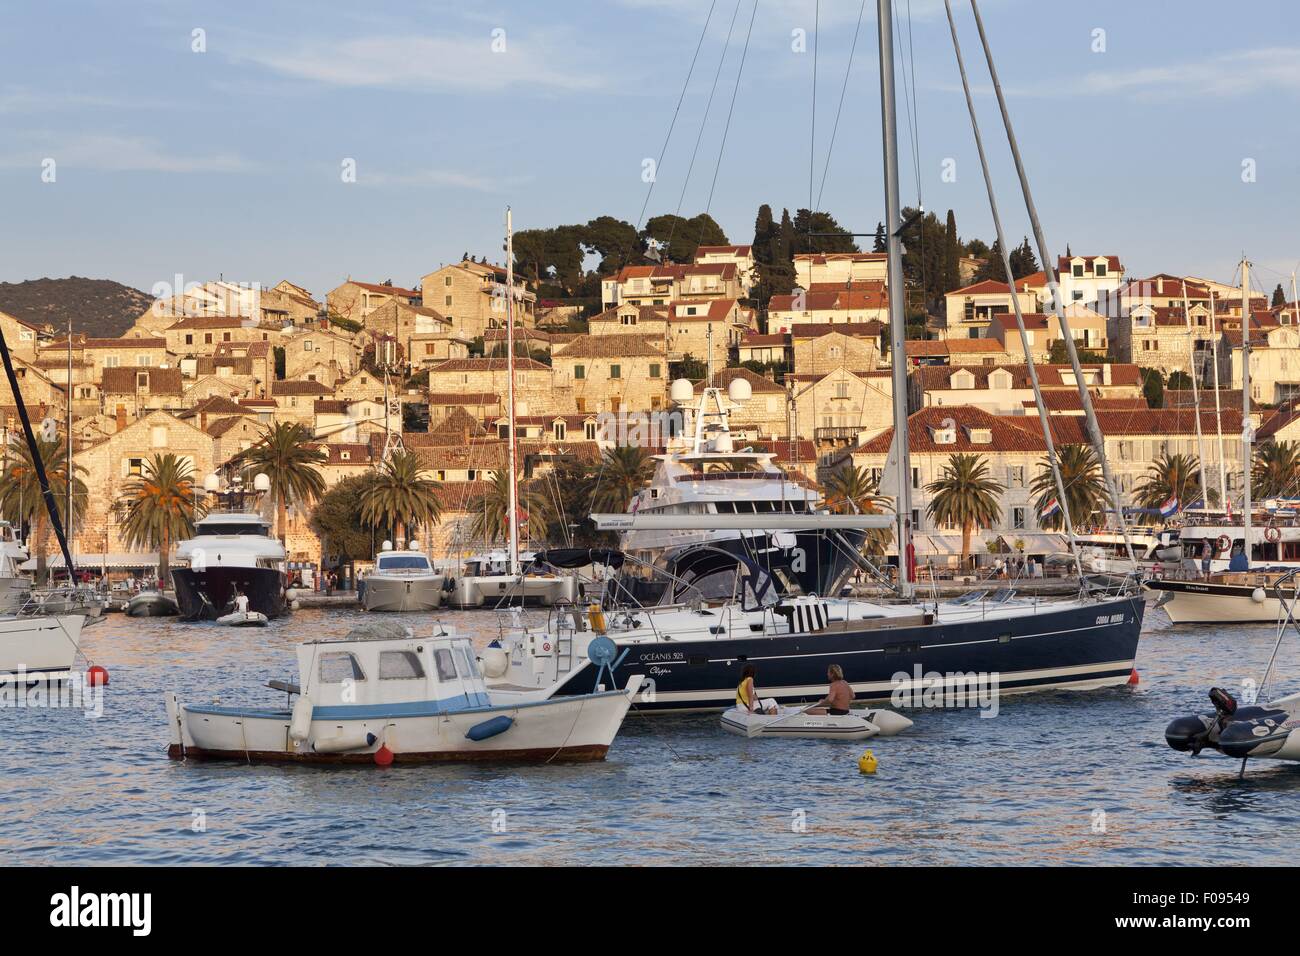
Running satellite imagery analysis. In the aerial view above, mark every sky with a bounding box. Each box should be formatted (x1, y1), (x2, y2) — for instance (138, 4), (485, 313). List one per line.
(3, 0), (1300, 303)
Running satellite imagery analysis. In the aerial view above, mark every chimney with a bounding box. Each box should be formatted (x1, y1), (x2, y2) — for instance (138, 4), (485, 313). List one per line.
(115, 405), (126, 432)
(1156, 277), (1164, 296)
(200, 410), (208, 431)
(1102, 364), (1112, 386)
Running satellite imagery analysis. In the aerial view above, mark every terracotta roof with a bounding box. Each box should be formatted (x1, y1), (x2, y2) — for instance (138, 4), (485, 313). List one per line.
(612, 262), (737, 283)
(947, 279), (1013, 296)
(857, 406), (1050, 455)
(100, 366), (183, 395)
(206, 416), (248, 437)
(794, 252), (887, 264)
(769, 290), (889, 312)
(272, 380), (332, 397)
(912, 362), (1142, 390)
(788, 321), (884, 339)
(78, 337), (167, 349)
(178, 395), (249, 418)
(668, 298), (744, 322)
(428, 357), (551, 373)
(166, 316), (255, 330)
(483, 327), (552, 343)
(740, 332), (789, 346)
(707, 366), (785, 394)
(313, 400), (350, 414)
(553, 334), (664, 359)
(426, 391), (501, 406)
(694, 245), (753, 256)
(1057, 254), (1123, 273)
(343, 280), (421, 298)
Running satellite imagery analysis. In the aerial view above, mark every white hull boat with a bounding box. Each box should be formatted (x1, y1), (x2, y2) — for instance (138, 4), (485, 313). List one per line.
(450, 571), (578, 609)
(215, 610), (268, 627)
(720, 705), (912, 740)
(0, 614), (85, 682)
(362, 543), (445, 612)
(1146, 572), (1297, 624)
(166, 620), (644, 764)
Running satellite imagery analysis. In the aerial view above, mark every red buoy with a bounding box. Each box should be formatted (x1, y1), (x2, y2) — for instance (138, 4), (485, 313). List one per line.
(87, 665), (109, 687)
(374, 745), (394, 767)
(1127, 668), (1140, 686)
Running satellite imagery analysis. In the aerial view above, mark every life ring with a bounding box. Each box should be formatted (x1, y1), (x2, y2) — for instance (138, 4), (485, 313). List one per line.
(1266, 525), (1282, 543)
(1216, 534), (1232, 552)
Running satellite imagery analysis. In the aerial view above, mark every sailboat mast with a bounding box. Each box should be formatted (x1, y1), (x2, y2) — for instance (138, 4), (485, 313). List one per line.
(67, 315), (73, 580)
(877, 0), (914, 599)
(1241, 256), (1253, 560)
(505, 207), (521, 577)
(1181, 280), (1209, 507)
(967, 0), (1136, 565)
(1208, 291), (1228, 504)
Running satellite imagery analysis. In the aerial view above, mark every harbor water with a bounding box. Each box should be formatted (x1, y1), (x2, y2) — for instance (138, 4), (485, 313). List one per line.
(2, 605), (1299, 865)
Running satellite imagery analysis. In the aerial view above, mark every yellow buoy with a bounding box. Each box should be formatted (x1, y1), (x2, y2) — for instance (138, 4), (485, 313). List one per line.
(858, 750), (878, 775)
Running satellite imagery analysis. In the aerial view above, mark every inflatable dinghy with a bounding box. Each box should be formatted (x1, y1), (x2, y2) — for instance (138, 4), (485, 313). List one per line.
(721, 705), (912, 740)
(216, 609), (269, 627)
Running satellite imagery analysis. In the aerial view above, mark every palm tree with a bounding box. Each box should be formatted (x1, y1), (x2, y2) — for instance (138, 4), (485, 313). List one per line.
(590, 446), (654, 514)
(821, 464), (893, 555)
(360, 450), (443, 545)
(0, 434), (88, 584)
(470, 470), (548, 545)
(1029, 443), (1107, 531)
(119, 453), (205, 586)
(925, 453), (1005, 567)
(1253, 441), (1300, 499)
(239, 422), (327, 543)
(1134, 452), (1207, 517)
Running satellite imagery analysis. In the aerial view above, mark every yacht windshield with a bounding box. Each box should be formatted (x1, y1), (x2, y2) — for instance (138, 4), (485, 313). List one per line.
(198, 521), (267, 536)
(378, 555), (432, 571)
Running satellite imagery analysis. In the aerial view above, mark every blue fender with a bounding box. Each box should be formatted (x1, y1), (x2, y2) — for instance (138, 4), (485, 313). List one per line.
(465, 715), (514, 741)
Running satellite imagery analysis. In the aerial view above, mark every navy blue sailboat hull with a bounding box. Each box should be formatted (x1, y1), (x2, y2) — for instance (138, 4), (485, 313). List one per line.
(551, 596), (1144, 711)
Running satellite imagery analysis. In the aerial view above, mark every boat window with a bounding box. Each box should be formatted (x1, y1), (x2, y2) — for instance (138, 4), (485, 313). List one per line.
(433, 648), (458, 682)
(199, 521), (267, 536)
(456, 646), (480, 680)
(377, 555), (431, 571)
(319, 652), (366, 683)
(379, 650), (425, 680)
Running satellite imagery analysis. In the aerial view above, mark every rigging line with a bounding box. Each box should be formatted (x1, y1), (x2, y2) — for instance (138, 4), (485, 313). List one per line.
(619, 0), (718, 273)
(893, 0), (921, 205)
(662, 0), (744, 259)
(810, 0), (819, 216)
(700, 0), (760, 226)
(815, 0), (867, 211)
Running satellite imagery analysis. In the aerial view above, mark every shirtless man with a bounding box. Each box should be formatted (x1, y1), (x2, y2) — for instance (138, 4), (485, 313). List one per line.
(807, 664), (854, 715)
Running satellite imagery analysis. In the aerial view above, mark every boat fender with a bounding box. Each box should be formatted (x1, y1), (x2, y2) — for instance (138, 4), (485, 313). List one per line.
(588, 604), (607, 634)
(480, 647), (509, 678)
(289, 696), (314, 741)
(313, 730), (378, 754)
(1252, 587), (1266, 604)
(466, 715), (514, 741)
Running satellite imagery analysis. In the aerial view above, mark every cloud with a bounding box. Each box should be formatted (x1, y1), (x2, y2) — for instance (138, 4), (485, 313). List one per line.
(1081, 47), (1300, 100)
(0, 133), (253, 174)
(233, 31), (603, 94)
(361, 167), (532, 193)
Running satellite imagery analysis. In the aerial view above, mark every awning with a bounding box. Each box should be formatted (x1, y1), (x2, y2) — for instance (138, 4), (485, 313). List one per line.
(20, 552), (160, 571)
(996, 533), (1068, 555)
(907, 533), (996, 557)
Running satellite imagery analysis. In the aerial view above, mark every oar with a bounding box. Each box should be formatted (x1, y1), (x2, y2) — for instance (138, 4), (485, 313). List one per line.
(747, 703), (817, 738)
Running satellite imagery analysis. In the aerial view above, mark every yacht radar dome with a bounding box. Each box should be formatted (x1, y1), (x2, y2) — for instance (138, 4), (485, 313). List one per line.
(381, 540), (393, 551)
(670, 379), (694, 403)
(727, 378), (752, 402)
(203, 473), (220, 492)
(253, 473), (271, 492)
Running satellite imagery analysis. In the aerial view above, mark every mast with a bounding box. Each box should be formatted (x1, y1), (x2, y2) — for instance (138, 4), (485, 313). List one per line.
(1181, 280), (1209, 507)
(67, 315), (74, 580)
(1241, 256), (1253, 563)
(968, 0), (1136, 565)
(878, 0), (914, 599)
(1208, 291), (1228, 504)
(505, 207), (521, 577)
(942, 0), (1083, 580)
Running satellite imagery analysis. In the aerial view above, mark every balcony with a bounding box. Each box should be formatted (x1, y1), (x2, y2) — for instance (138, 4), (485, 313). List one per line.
(814, 426), (861, 443)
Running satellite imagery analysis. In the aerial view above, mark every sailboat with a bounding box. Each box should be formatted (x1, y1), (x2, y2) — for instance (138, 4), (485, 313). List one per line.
(1143, 257), (1297, 623)
(479, 0), (1145, 712)
(447, 208), (580, 609)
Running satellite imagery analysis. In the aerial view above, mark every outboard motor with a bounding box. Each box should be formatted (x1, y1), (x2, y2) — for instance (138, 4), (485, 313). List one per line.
(1164, 687), (1237, 755)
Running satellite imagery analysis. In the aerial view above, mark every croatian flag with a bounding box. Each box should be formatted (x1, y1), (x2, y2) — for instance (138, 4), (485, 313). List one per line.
(1160, 497), (1180, 518)
(1039, 498), (1061, 520)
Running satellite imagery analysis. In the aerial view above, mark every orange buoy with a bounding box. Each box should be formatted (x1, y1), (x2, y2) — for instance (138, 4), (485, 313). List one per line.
(87, 665), (109, 687)
(1127, 668), (1140, 686)
(373, 745), (394, 767)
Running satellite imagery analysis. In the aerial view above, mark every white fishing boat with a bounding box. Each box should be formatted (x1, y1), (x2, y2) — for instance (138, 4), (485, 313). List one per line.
(362, 541), (446, 612)
(0, 614), (85, 682)
(165, 621), (644, 764)
(721, 704), (912, 740)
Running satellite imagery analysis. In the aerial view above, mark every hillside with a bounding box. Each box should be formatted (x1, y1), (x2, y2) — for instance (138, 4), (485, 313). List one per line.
(0, 276), (152, 337)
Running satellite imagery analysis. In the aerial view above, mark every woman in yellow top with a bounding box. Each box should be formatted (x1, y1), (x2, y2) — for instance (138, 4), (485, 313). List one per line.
(736, 664), (778, 715)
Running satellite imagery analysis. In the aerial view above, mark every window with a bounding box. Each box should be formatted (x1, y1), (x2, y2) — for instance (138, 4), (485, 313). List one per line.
(304, 341), (313, 351)
(379, 650), (425, 680)
(649, 363), (661, 379)
(1072, 264), (1084, 278)
(610, 364), (621, 379)
(445, 295), (453, 307)
(126, 457), (145, 477)
(554, 422), (566, 440)
(137, 355), (151, 367)
(433, 648), (458, 682)
(574, 364), (586, 380)
(319, 652), (365, 683)
(444, 276), (452, 286)
(911, 467), (919, 489)
(137, 372), (149, 389)
(1013, 507), (1026, 530)
(1072, 291), (1084, 301)
(184, 334), (193, 345)
(1095, 263), (1107, 277)
(911, 509), (921, 531)
(151, 426), (168, 447)
(104, 356), (120, 368)
(584, 421), (597, 440)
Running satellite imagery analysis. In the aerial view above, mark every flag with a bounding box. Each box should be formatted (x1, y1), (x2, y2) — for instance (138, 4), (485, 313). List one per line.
(1159, 497), (1179, 518)
(1039, 498), (1061, 520)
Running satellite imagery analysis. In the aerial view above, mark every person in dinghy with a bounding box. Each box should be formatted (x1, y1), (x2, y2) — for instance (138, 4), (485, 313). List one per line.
(806, 664), (853, 716)
(737, 665), (778, 715)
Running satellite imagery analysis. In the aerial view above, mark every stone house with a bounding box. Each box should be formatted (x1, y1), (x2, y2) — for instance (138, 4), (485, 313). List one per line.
(600, 262), (742, 310)
(420, 260), (536, 339)
(282, 327), (360, 382)
(326, 280), (421, 324)
(270, 380), (332, 423)
(791, 367), (895, 452)
(163, 316), (278, 358)
(767, 289), (890, 331)
(793, 252), (888, 288)
(790, 323), (884, 376)
(550, 334), (666, 414)
(425, 358), (561, 418)
(101, 366), (183, 418)
(260, 280), (321, 328)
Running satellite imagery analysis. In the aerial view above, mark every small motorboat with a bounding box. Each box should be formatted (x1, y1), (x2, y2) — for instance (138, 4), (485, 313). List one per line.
(165, 622), (645, 764)
(126, 590), (179, 617)
(721, 705), (913, 740)
(216, 609), (268, 627)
